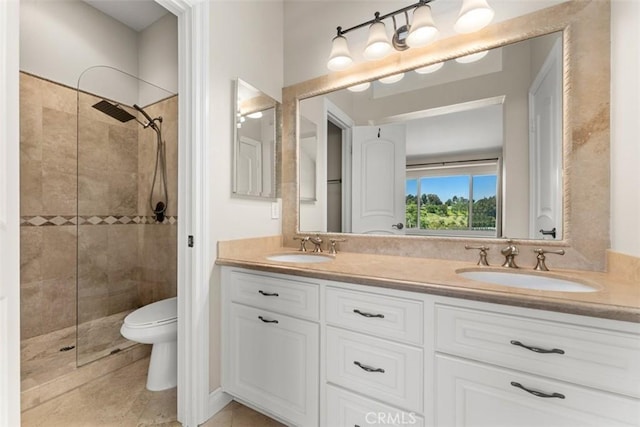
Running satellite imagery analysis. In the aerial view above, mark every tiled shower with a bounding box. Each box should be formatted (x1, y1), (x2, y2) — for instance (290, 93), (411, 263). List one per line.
(19, 70), (178, 410)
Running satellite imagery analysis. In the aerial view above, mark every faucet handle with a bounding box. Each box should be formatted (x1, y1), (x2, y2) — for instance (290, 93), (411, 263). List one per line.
(533, 248), (565, 271)
(465, 245), (490, 266)
(293, 235), (309, 252)
(329, 238), (346, 255)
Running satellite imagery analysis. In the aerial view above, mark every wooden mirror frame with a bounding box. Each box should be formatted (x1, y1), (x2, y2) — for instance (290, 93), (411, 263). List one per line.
(282, 0), (610, 271)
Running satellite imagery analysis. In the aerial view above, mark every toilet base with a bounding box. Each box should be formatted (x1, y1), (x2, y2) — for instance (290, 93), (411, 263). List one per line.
(146, 341), (177, 391)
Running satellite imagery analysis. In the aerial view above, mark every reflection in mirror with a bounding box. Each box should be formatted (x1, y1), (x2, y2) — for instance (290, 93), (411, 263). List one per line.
(299, 31), (562, 240)
(300, 116), (318, 202)
(233, 79), (278, 199)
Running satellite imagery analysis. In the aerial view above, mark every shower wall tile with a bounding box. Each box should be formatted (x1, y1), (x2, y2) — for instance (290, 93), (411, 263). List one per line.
(109, 172), (138, 216)
(41, 108), (77, 216)
(41, 277), (76, 334)
(20, 227), (43, 284)
(78, 119), (109, 174)
(78, 172), (110, 216)
(41, 226), (77, 282)
(108, 125), (138, 174)
(20, 73), (178, 343)
(20, 282), (43, 339)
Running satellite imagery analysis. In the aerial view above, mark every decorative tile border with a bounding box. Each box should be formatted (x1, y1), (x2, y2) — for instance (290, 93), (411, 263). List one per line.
(20, 215), (178, 227)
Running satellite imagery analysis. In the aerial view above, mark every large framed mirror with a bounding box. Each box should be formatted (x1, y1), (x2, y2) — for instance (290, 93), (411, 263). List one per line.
(233, 78), (279, 199)
(282, 1), (610, 271)
(298, 31), (562, 240)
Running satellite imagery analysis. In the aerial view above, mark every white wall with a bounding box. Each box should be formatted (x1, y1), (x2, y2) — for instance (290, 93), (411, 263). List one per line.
(20, 0), (177, 106)
(138, 12), (179, 105)
(208, 0), (284, 391)
(283, 0), (565, 86)
(20, 0), (138, 95)
(610, 0), (640, 257)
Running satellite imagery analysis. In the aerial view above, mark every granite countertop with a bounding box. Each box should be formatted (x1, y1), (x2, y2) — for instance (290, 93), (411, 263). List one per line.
(216, 246), (640, 323)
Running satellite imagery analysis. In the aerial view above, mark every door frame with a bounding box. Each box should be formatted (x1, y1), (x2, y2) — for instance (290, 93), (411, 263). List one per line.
(325, 100), (354, 233)
(0, 1), (21, 425)
(155, 0), (212, 425)
(1, 0), (213, 426)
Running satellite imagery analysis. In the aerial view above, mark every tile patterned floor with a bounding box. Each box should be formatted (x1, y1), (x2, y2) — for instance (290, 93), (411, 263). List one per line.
(21, 357), (283, 427)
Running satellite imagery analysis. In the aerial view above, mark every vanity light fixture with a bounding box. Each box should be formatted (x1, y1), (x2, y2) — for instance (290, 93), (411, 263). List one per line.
(379, 73), (405, 84)
(327, 0), (495, 71)
(455, 50), (489, 63)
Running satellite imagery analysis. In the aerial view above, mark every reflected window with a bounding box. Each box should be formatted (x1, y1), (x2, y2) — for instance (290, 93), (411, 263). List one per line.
(406, 161), (499, 237)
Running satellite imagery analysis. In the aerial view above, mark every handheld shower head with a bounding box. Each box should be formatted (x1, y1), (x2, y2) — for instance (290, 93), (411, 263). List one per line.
(133, 104), (162, 130)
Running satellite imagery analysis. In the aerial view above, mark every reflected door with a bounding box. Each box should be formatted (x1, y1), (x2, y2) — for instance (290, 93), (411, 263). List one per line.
(352, 125), (406, 234)
(529, 39), (562, 240)
(237, 136), (263, 196)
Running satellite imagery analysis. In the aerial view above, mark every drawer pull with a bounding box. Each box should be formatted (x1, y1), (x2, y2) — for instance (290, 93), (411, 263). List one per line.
(510, 340), (565, 355)
(258, 316), (279, 324)
(354, 361), (385, 373)
(258, 290), (279, 297)
(353, 309), (385, 319)
(510, 382), (565, 399)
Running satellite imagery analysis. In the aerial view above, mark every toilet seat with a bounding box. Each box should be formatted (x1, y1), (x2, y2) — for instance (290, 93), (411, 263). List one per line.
(124, 297), (177, 329)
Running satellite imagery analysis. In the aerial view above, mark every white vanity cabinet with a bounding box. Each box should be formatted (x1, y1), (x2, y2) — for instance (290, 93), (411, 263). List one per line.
(221, 267), (640, 427)
(222, 268), (320, 426)
(325, 287), (425, 419)
(434, 300), (640, 427)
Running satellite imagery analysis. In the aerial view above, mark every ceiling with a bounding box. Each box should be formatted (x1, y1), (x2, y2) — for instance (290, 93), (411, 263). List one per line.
(82, 0), (169, 32)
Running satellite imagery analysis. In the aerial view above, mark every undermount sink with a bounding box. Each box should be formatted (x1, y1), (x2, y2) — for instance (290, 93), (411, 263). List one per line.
(457, 269), (599, 293)
(266, 253), (334, 264)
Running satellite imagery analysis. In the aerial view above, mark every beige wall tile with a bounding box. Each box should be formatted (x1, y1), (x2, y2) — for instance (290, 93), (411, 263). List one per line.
(78, 119), (109, 174)
(40, 277), (76, 334)
(20, 227), (43, 284)
(41, 226), (76, 282)
(108, 125), (138, 173)
(20, 282), (43, 339)
(78, 172), (109, 216)
(109, 172), (138, 215)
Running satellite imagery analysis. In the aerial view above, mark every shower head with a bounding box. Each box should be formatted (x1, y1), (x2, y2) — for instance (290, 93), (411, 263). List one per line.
(91, 100), (136, 123)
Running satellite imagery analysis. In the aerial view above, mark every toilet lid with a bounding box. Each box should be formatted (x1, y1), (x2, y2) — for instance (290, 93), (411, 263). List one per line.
(124, 297), (177, 327)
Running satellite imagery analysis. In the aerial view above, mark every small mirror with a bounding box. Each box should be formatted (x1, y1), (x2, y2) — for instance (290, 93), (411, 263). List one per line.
(233, 78), (278, 199)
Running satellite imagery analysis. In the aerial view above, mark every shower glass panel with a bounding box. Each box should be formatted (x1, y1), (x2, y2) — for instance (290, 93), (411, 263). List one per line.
(76, 66), (176, 366)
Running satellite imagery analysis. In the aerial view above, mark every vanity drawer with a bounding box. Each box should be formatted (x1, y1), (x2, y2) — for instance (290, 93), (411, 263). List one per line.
(326, 384), (425, 427)
(435, 304), (640, 397)
(228, 269), (319, 320)
(326, 326), (423, 413)
(326, 287), (423, 345)
(436, 354), (640, 427)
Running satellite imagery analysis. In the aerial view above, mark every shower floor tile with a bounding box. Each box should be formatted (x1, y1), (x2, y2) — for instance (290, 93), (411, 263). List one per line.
(21, 357), (284, 427)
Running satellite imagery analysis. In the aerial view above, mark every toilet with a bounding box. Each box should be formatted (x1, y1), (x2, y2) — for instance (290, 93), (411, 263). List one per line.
(120, 297), (177, 391)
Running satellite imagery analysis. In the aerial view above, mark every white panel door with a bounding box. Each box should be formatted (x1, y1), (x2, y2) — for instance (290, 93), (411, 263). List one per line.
(0, 1), (20, 425)
(352, 125), (406, 234)
(529, 39), (563, 240)
(236, 136), (262, 196)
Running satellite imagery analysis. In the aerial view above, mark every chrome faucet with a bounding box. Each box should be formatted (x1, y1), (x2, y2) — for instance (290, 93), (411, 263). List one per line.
(309, 234), (323, 253)
(501, 240), (519, 268)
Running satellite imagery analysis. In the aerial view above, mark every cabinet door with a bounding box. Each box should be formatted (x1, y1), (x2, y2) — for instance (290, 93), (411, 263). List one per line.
(227, 303), (319, 426)
(436, 354), (640, 427)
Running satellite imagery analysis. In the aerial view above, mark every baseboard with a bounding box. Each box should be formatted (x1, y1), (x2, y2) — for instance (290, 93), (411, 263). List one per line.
(205, 388), (233, 421)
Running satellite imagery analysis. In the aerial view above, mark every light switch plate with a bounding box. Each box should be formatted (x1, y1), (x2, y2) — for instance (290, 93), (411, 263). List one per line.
(271, 201), (280, 219)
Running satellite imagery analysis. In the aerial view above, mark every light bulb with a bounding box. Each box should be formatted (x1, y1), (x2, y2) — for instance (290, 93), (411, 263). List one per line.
(247, 111), (263, 119)
(327, 35), (353, 71)
(455, 50), (488, 63)
(454, 0), (495, 34)
(415, 62), (444, 74)
(379, 73), (405, 84)
(363, 21), (392, 60)
(347, 82), (371, 92)
(406, 4), (439, 48)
